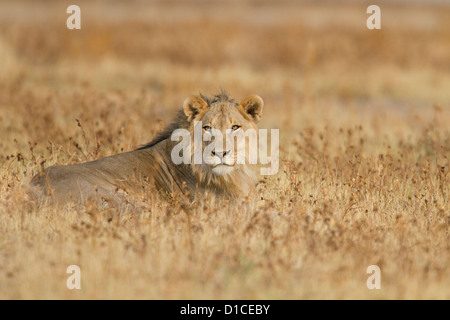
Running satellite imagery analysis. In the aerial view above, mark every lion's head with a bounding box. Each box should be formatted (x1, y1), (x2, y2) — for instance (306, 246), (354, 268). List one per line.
(181, 91), (264, 195)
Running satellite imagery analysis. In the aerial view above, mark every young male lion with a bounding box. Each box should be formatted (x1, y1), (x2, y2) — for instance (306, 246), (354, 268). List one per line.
(30, 92), (264, 205)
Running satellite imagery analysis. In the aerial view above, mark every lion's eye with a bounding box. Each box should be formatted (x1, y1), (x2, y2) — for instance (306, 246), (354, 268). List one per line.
(203, 125), (212, 131)
(231, 125), (241, 131)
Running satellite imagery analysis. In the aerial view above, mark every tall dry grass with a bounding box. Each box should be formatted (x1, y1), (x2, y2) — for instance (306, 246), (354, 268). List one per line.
(0, 0), (449, 299)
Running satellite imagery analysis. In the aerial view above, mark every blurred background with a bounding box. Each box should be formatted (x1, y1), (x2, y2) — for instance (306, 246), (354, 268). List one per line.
(0, 0), (449, 300)
(1, 0), (449, 158)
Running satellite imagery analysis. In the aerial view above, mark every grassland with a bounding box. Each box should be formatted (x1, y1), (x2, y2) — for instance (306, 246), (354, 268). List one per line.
(0, 0), (449, 299)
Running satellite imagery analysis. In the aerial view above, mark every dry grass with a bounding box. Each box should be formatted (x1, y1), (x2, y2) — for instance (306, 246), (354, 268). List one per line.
(0, 0), (449, 299)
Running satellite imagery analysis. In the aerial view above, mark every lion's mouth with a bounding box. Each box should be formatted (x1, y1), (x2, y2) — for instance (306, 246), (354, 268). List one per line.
(211, 163), (233, 168)
(211, 164), (235, 175)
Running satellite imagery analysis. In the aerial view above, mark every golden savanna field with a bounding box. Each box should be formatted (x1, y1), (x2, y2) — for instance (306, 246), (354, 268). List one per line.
(0, 0), (449, 299)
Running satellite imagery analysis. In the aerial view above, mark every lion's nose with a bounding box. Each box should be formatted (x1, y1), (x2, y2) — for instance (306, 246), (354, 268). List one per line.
(212, 150), (231, 159)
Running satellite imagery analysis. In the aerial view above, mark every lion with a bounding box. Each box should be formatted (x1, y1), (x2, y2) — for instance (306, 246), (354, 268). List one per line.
(30, 91), (264, 205)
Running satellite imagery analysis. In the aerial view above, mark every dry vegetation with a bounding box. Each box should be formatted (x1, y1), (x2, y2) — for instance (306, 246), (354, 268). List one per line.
(0, 0), (449, 299)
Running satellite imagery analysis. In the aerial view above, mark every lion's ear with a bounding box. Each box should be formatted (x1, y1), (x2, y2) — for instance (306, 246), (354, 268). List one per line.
(240, 95), (264, 123)
(183, 96), (208, 122)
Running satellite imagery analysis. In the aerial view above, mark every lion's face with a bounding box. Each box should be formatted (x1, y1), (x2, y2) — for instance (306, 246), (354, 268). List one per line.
(183, 93), (263, 177)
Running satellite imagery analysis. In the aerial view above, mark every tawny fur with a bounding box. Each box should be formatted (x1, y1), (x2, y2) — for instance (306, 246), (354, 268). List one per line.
(30, 92), (264, 205)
